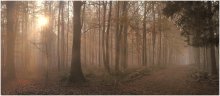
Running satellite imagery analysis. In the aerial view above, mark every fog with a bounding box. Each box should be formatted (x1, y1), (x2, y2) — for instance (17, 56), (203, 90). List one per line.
(1, 1), (219, 95)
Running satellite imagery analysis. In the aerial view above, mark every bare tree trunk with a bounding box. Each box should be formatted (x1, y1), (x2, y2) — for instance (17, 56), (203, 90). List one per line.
(197, 47), (201, 70)
(152, 2), (156, 65)
(208, 1), (217, 75)
(203, 46), (206, 71)
(66, 1), (70, 68)
(5, 1), (16, 81)
(142, 1), (147, 66)
(98, 1), (101, 67)
(61, 1), (65, 70)
(81, 3), (86, 66)
(102, 1), (110, 73)
(158, 5), (162, 66)
(69, 1), (85, 82)
(122, 1), (128, 70)
(105, 1), (112, 74)
(57, 2), (61, 72)
(131, 29), (134, 67)
(115, 2), (121, 74)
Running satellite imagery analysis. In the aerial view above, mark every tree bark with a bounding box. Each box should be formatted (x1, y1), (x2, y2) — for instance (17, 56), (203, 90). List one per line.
(66, 1), (70, 68)
(98, 1), (101, 67)
(142, 2), (147, 66)
(102, 2), (110, 73)
(122, 1), (128, 69)
(105, 1), (112, 74)
(5, 1), (16, 81)
(208, 1), (217, 75)
(115, 2), (121, 74)
(152, 2), (156, 65)
(57, 2), (61, 72)
(61, 1), (65, 70)
(69, 1), (85, 82)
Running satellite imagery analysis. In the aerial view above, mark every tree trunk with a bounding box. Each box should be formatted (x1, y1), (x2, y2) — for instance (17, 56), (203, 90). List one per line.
(208, 1), (217, 75)
(66, 1), (70, 68)
(82, 3), (86, 66)
(142, 2), (147, 66)
(5, 1), (16, 81)
(105, 1), (112, 74)
(122, 1), (128, 69)
(69, 1), (85, 82)
(158, 5), (162, 66)
(57, 2), (61, 72)
(115, 2), (121, 74)
(98, 1), (101, 67)
(102, 2), (110, 73)
(60, 1), (65, 70)
(152, 2), (156, 65)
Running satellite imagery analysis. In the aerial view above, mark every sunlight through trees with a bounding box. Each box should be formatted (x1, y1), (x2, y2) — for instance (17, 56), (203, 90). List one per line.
(1, 1), (219, 95)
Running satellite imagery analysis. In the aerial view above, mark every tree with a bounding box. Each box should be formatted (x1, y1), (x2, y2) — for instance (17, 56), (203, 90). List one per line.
(163, 1), (219, 75)
(152, 2), (156, 65)
(121, 1), (128, 69)
(158, 3), (162, 66)
(5, 1), (17, 81)
(66, 1), (70, 68)
(105, 1), (112, 74)
(57, 1), (61, 72)
(60, 1), (65, 70)
(102, 1), (111, 73)
(69, 1), (85, 82)
(142, 1), (147, 66)
(207, 1), (218, 75)
(115, 1), (121, 75)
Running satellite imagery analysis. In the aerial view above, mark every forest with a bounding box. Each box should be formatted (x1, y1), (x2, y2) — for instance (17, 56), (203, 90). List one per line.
(1, 1), (219, 95)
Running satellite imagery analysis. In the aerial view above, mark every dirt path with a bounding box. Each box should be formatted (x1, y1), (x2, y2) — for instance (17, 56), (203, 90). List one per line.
(2, 64), (219, 95)
(119, 64), (218, 95)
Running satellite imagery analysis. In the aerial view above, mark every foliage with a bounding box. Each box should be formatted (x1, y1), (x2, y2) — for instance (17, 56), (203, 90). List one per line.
(163, 1), (219, 47)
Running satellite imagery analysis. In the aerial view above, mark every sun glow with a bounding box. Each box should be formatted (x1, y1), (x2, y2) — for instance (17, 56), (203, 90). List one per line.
(37, 15), (48, 27)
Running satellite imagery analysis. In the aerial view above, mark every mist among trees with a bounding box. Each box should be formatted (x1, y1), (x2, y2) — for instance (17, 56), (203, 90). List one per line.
(1, 1), (219, 95)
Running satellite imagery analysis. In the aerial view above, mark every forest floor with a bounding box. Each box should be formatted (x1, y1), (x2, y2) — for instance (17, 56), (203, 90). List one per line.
(2, 64), (219, 95)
